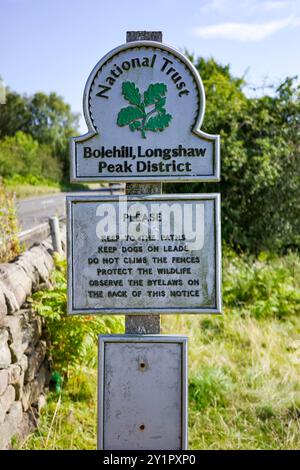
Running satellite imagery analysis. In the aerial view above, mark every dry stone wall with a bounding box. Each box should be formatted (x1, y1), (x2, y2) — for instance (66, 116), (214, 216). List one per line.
(0, 229), (65, 449)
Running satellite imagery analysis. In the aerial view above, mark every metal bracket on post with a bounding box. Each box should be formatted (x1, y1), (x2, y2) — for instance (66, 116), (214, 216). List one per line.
(125, 31), (162, 335)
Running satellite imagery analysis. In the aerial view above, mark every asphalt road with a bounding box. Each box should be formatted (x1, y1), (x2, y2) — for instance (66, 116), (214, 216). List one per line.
(17, 185), (124, 232)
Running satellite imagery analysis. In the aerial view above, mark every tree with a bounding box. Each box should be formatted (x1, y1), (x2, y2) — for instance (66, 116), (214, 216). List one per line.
(0, 88), (79, 179)
(166, 57), (300, 254)
(0, 131), (62, 181)
(27, 92), (79, 177)
(0, 91), (31, 138)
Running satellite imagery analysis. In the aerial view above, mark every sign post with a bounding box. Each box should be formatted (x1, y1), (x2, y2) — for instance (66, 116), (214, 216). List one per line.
(126, 31), (163, 335)
(67, 31), (221, 450)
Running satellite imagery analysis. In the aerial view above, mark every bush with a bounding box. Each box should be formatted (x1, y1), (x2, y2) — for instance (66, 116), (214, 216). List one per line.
(32, 256), (124, 375)
(223, 249), (300, 319)
(0, 179), (21, 262)
(0, 131), (63, 181)
(0, 89), (79, 180)
(189, 367), (233, 410)
(166, 58), (300, 254)
(4, 174), (59, 187)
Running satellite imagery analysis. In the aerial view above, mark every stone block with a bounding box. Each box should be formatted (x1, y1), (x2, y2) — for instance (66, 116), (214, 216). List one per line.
(0, 401), (23, 450)
(8, 364), (24, 400)
(34, 245), (54, 271)
(15, 254), (39, 287)
(19, 354), (28, 373)
(19, 247), (54, 287)
(0, 263), (32, 310)
(22, 379), (42, 412)
(0, 369), (9, 396)
(41, 238), (53, 251)
(2, 310), (42, 363)
(27, 313), (43, 346)
(2, 315), (30, 362)
(37, 362), (51, 389)
(0, 281), (19, 314)
(0, 329), (11, 368)
(0, 286), (7, 317)
(17, 406), (38, 443)
(25, 340), (47, 382)
(8, 364), (21, 384)
(0, 384), (15, 423)
(14, 374), (24, 402)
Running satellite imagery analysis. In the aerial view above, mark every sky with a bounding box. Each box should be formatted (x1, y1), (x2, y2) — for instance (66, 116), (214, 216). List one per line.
(1, 0), (299, 131)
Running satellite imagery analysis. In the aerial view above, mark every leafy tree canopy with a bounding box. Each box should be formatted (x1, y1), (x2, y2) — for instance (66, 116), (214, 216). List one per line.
(1, 60), (299, 253)
(0, 89), (79, 178)
(167, 56), (300, 254)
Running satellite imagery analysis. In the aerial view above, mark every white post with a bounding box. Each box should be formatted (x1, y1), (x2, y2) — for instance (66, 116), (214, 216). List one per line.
(49, 216), (63, 255)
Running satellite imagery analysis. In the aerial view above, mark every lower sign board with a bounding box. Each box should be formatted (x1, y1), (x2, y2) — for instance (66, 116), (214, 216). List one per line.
(67, 193), (221, 314)
(98, 335), (188, 450)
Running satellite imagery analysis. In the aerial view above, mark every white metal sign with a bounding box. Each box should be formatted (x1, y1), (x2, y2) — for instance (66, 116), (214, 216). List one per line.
(71, 41), (220, 182)
(67, 194), (221, 315)
(98, 335), (188, 450)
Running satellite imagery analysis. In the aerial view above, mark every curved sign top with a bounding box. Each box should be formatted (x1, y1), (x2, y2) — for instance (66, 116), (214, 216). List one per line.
(71, 41), (220, 183)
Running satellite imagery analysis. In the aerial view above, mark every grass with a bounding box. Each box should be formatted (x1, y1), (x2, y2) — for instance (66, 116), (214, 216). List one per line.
(17, 367), (98, 450)
(4, 175), (93, 199)
(15, 251), (300, 450)
(6, 183), (61, 199)
(164, 313), (300, 449)
(0, 179), (21, 262)
(4, 175), (61, 199)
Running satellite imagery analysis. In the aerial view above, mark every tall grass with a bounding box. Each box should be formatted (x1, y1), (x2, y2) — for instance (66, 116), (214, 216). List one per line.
(18, 367), (98, 450)
(16, 251), (300, 450)
(0, 179), (21, 262)
(163, 251), (300, 449)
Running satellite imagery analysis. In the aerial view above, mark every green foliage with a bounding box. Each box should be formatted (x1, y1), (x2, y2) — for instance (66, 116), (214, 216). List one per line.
(19, 251), (300, 450)
(117, 106), (144, 126)
(189, 367), (232, 410)
(4, 174), (59, 187)
(144, 83), (167, 106)
(0, 131), (38, 178)
(0, 131), (62, 181)
(121, 81), (142, 106)
(223, 249), (300, 319)
(163, 252), (300, 450)
(15, 367), (98, 450)
(145, 111), (172, 132)
(3, 175), (61, 200)
(117, 81), (172, 138)
(0, 88), (78, 180)
(13, 250), (300, 450)
(0, 90), (31, 138)
(32, 256), (123, 374)
(166, 57), (300, 254)
(0, 179), (21, 262)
